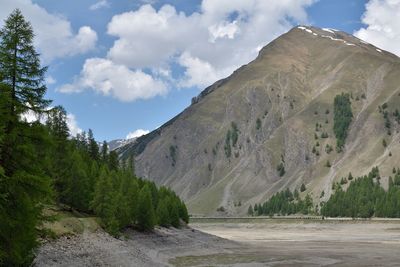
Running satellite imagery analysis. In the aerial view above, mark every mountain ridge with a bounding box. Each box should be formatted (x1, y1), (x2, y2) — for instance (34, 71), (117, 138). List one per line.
(118, 25), (400, 216)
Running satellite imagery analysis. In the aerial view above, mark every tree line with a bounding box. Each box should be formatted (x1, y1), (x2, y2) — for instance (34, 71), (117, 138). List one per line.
(321, 167), (400, 218)
(249, 187), (314, 216)
(0, 9), (188, 266)
(250, 167), (400, 219)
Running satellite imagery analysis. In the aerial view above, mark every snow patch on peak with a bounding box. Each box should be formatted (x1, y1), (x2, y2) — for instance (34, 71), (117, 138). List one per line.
(297, 26), (356, 48)
(322, 28), (335, 34)
(297, 26), (316, 35)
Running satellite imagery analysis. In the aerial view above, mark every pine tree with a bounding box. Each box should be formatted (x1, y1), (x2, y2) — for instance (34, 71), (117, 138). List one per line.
(0, 10), (52, 265)
(137, 185), (156, 231)
(63, 150), (90, 211)
(168, 197), (180, 228)
(178, 200), (189, 224)
(300, 183), (306, 192)
(115, 173), (138, 228)
(46, 106), (71, 197)
(0, 9), (50, 128)
(348, 172), (353, 180)
(108, 151), (119, 170)
(128, 154), (135, 175)
(90, 167), (111, 218)
(148, 181), (159, 210)
(90, 167), (119, 234)
(87, 161), (99, 200)
(325, 160), (331, 168)
(126, 177), (139, 224)
(46, 106), (69, 139)
(88, 129), (99, 161)
(101, 141), (108, 163)
(75, 131), (88, 152)
(156, 199), (171, 227)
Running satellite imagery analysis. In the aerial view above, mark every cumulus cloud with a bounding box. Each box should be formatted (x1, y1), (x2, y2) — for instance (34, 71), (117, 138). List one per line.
(60, 0), (315, 101)
(126, 129), (150, 139)
(106, 4), (201, 69)
(105, 1), (315, 88)
(89, 0), (110, 11)
(0, 0), (97, 62)
(178, 52), (233, 88)
(355, 0), (400, 57)
(58, 58), (167, 102)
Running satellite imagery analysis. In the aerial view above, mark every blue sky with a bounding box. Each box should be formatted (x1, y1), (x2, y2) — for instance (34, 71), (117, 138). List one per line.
(1, 0), (399, 141)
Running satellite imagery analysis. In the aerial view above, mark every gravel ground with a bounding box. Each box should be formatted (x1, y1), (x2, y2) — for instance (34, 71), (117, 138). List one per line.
(34, 226), (237, 267)
(35, 220), (400, 266)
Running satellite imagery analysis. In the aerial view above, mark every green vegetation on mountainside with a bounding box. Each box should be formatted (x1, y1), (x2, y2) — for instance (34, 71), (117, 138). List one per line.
(250, 188), (313, 216)
(321, 167), (400, 218)
(333, 93), (353, 152)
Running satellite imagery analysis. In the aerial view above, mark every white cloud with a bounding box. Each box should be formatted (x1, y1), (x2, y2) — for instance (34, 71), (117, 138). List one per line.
(355, 0), (400, 57)
(0, 0), (97, 62)
(89, 0), (110, 10)
(60, 0), (315, 101)
(106, 4), (201, 69)
(178, 52), (233, 88)
(126, 129), (150, 139)
(208, 20), (240, 43)
(66, 114), (83, 136)
(105, 1), (315, 89)
(58, 58), (167, 102)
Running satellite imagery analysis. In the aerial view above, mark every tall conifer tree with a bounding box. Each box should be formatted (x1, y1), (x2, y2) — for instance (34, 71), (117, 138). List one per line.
(0, 9), (52, 265)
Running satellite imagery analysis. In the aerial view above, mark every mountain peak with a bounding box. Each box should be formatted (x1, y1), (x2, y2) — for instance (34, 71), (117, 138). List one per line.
(284, 25), (398, 59)
(119, 23), (400, 216)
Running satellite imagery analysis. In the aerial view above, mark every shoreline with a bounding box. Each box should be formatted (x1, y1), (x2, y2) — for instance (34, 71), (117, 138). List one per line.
(35, 219), (400, 266)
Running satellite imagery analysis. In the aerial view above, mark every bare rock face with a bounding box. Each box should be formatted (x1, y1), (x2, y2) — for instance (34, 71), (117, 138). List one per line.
(118, 26), (400, 216)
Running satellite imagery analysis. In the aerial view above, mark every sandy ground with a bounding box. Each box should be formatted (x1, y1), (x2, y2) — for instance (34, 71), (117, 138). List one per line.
(186, 220), (400, 266)
(35, 220), (400, 266)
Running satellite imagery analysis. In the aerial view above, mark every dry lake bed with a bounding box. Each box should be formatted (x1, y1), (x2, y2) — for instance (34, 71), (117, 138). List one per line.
(173, 218), (400, 266)
(35, 218), (400, 266)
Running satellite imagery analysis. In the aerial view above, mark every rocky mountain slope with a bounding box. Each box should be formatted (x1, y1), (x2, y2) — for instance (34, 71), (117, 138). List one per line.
(117, 26), (400, 216)
(108, 138), (136, 151)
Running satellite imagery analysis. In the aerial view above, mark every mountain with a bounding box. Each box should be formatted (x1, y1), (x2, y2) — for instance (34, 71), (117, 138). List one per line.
(107, 138), (137, 151)
(117, 26), (400, 216)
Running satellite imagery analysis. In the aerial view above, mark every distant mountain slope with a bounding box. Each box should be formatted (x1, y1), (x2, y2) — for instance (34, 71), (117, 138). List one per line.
(108, 138), (136, 151)
(117, 26), (400, 216)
